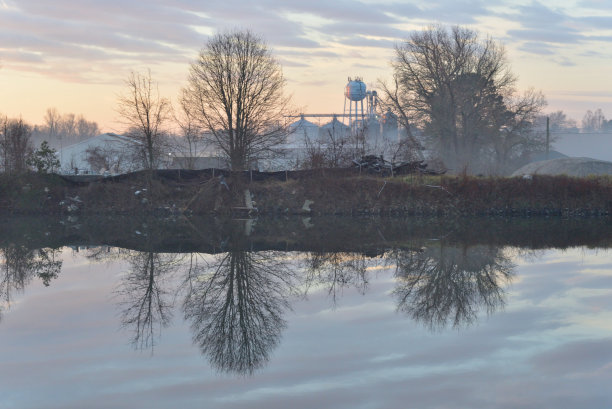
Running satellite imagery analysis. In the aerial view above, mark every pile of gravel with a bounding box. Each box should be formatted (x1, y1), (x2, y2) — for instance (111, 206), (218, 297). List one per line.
(512, 157), (612, 177)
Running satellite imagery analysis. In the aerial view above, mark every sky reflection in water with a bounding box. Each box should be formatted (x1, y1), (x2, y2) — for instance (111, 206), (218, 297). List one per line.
(0, 243), (611, 409)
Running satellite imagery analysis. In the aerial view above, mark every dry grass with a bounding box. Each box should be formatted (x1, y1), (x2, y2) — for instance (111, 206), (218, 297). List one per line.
(1, 171), (611, 216)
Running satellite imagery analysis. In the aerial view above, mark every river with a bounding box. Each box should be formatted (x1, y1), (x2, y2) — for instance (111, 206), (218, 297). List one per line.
(0, 216), (611, 408)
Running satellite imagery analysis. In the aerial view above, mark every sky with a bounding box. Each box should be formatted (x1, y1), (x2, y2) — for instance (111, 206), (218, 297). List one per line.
(1, 0), (612, 132)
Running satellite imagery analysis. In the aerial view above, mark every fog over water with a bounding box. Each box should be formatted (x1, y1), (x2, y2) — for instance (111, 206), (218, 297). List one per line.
(1, 216), (611, 409)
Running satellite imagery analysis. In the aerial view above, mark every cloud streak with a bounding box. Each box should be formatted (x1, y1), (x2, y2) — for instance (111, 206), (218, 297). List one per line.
(1, 0), (611, 83)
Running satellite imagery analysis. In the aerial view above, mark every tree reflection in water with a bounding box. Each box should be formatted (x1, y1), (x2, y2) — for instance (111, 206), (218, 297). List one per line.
(0, 245), (62, 320)
(391, 244), (514, 329)
(114, 250), (183, 351)
(302, 251), (371, 306)
(182, 250), (296, 375)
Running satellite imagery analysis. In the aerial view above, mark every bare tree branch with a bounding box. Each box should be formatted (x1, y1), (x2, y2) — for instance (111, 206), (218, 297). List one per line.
(182, 30), (291, 171)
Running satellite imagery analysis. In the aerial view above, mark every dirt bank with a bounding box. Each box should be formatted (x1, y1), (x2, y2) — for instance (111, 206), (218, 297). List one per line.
(1, 171), (611, 217)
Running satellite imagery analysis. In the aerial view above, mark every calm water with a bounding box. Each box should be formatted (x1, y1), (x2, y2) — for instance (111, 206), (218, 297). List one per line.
(1, 216), (612, 408)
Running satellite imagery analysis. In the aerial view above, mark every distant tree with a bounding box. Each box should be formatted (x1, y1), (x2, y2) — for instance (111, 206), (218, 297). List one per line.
(182, 30), (291, 171)
(545, 110), (577, 132)
(0, 117), (33, 173)
(582, 109), (606, 132)
(116, 70), (171, 171)
(76, 115), (99, 139)
(383, 25), (545, 174)
(42, 109), (99, 147)
(59, 113), (77, 141)
(27, 141), (60, 173)
(44, 108), (61, 141)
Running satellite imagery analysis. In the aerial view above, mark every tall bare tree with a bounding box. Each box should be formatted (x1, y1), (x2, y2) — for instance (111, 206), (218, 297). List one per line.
(383, 25), (544, 174)
(182, 30), (291, 171)
(117, 70), (171, 171)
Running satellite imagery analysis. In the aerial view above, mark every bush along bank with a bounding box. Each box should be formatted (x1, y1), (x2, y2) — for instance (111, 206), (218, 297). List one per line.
(1, 171), (611, 217)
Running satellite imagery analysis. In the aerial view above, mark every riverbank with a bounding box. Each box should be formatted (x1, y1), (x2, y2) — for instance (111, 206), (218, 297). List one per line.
(1, 170), (611, 217)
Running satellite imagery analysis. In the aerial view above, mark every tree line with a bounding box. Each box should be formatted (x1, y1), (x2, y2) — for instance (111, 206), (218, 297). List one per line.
(3, 26), (608, 177)
(117, 26), (567, 177)
(0, 109), (99, 173)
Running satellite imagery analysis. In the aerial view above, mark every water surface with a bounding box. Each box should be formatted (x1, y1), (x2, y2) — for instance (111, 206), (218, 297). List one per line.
(1, 216), (611, 408)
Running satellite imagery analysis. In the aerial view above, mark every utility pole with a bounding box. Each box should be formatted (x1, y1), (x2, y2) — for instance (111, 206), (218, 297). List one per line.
(546, 116), (550, 160)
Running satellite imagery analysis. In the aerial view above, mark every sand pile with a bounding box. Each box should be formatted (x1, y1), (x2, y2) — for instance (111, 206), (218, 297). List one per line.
(512, 157), (612, 177)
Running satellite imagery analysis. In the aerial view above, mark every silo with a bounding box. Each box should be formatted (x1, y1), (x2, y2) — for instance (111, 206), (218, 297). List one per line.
(289, 115), (319, 147)
(319, 116), (350, 142)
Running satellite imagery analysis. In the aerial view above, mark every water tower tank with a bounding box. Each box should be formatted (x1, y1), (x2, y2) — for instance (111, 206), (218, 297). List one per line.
(345, 79), (366, 101)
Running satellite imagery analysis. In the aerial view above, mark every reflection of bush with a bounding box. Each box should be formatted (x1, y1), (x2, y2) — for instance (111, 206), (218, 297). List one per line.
(183, 250), (295, 375)
(0, 246), (62, 319)
(392, 245), (514, 329)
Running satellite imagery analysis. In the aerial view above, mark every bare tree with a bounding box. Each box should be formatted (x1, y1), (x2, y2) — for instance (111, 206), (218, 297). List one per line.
(0, 117), (33, 173)
(384, 25), (544, 174)
(40, 109), (100, 149)
(117, 70), (171, 171)
(543, 110), (577, 132)
(59, 113), (77, 142)
(182, 30), (291, 171)
(76, 114), (99, 139)
(378, 77), (423, 160)
(44, 108), (61, 142)
(582, 109), (606, 132)
(301, 128), (352, 169)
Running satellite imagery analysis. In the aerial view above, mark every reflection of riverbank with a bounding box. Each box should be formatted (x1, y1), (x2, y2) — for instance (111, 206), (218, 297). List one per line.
(1, 215), (612, 253)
